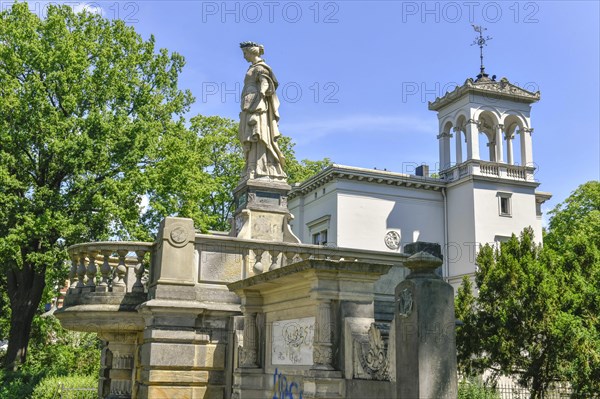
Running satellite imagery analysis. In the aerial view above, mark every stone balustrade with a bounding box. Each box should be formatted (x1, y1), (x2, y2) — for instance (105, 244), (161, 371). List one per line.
(441, 159), (533, 182)
(195, 233), (408, 275)
(66, 241), (154, 295)
(479, 162), (499, 176)
(56, 220), (411, 399)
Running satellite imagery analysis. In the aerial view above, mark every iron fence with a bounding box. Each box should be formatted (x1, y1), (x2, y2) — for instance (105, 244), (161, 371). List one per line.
(496, 382), (574, 399)
(55, 384), (97, 399)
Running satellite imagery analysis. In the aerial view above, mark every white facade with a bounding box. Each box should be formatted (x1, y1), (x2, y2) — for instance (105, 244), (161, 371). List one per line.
(289, 75), (551, 290)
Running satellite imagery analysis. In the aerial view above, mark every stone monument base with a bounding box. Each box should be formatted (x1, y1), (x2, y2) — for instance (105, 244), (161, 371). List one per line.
(231, 178), (299, 243)
(228, 259), (394, 399)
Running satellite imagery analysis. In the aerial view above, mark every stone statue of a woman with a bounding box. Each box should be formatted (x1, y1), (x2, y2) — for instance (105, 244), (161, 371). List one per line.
(239, 42), (286, 181)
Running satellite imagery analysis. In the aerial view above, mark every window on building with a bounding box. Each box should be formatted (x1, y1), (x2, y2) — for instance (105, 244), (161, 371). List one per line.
(307, 215), (331, 247)
(494, 235), (511, 250)
(497, 192), (512, 217)
(312, 230), (328, 246)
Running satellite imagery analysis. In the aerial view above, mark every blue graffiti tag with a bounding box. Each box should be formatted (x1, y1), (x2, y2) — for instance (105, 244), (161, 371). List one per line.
(272, 368), (303, 399)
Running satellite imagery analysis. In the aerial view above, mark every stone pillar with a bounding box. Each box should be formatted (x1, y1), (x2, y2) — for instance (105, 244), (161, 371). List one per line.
(149, 217), (196, 299)
(437, 131), (451, 171)
(454, 127), (463, 164)
(465, 119), (480, 160)
(395, 242), (458, 399)
(495, 124), (504, 163)
(139, 217), (234, 398)
(505, 131), (514, 165)
(522, 127), (534, 167)
(99, 341), (112, 398)
(313, 300), (334, 370)
(99, 332), (138, 399)
(240, 312), (259, 368)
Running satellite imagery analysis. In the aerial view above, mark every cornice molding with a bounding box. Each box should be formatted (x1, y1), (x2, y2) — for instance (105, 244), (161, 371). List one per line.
(289, 165), (445, 199)
(428, 77), (541, 111)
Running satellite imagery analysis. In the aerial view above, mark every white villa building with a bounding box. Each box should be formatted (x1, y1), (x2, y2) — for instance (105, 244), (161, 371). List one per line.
(288, 74), (552, 289)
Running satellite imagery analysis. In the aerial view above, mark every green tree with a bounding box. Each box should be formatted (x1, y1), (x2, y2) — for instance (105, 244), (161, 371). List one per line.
(278, 136), (332, 184)
(0, 3), (194, 369)
(456, 229), (565, 398)
(455, 275), (477, 375)
(189, 115), (243, 232)
(544, 181), (600, 396)
(545, 181), (600, 249)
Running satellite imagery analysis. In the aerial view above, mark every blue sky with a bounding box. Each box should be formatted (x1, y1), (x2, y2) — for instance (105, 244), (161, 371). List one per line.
(9, 0), (600, 214)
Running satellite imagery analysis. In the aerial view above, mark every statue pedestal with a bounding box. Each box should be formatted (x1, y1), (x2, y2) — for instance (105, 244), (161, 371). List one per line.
(231, 178), (299, 243)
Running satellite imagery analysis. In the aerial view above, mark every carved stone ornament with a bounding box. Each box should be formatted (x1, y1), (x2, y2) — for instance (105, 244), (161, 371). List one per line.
(357, 324), (390, 381)
(384, 231), (401, 250)
(168, 224), (189, 247)
(239, 347), (258, 368)
(313, 345), (333, 365)
(398, 288), (413, 318)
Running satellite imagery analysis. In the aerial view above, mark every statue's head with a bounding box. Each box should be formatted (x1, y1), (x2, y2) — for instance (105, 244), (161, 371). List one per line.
(240, 41), (264, 61)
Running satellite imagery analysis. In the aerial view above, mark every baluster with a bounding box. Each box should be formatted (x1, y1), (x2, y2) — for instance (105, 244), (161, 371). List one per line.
(85, 250), (98, 290)
(284, 251), (295, 266)
(132, 250), (146, 293)
(113, 249), (128, 292)
(76, 251), (87, 289)
(97, 250), (111, 292)
(68, 254), (78, 291)
(253, 249), (264, 274)
(269, 250), (280, 271)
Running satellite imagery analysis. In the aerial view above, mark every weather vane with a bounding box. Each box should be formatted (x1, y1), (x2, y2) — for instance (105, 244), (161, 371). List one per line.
(471, 24), (493, 78)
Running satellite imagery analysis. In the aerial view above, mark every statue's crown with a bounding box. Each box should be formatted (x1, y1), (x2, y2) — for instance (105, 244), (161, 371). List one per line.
(240, 41), (260, 49)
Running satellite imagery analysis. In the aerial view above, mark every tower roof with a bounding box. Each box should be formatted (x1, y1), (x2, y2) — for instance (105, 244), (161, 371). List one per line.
(428, 77), (541, 111)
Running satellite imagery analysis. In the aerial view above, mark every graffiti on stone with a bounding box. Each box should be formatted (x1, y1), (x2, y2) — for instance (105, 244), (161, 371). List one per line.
(271, 368), (303, 399)
(272, 317), (315, 365)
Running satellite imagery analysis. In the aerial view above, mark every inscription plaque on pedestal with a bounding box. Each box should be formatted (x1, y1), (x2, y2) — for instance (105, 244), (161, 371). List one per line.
(271, 317), (315, 366)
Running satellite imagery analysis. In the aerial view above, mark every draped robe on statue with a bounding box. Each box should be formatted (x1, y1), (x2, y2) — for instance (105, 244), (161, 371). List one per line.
(239, 60), (286, 180)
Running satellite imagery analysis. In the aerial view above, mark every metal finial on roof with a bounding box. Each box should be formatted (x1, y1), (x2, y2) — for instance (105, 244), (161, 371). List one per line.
(471, 24), (493, 79)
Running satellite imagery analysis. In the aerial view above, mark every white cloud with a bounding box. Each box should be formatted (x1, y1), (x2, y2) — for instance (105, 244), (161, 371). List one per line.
(72, 3), (103, 16)
(280, 114), (436, 145)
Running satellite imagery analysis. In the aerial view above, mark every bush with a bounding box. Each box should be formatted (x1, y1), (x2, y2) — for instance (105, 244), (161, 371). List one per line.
(26, 316), (101, 377)
(0, 315), (100, 398)
(31, 374), (97, 399)
(458, 378), (501, 399)
(0, 368), (44, 398)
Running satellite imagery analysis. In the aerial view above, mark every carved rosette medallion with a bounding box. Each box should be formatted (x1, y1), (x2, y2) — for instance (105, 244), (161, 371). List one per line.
(168, 223), (189, 248)
(239, 347), (258, 368)
(398, 288), (413, 318)
(313, 345), (333, 366)
(384, 231), (401, 250)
